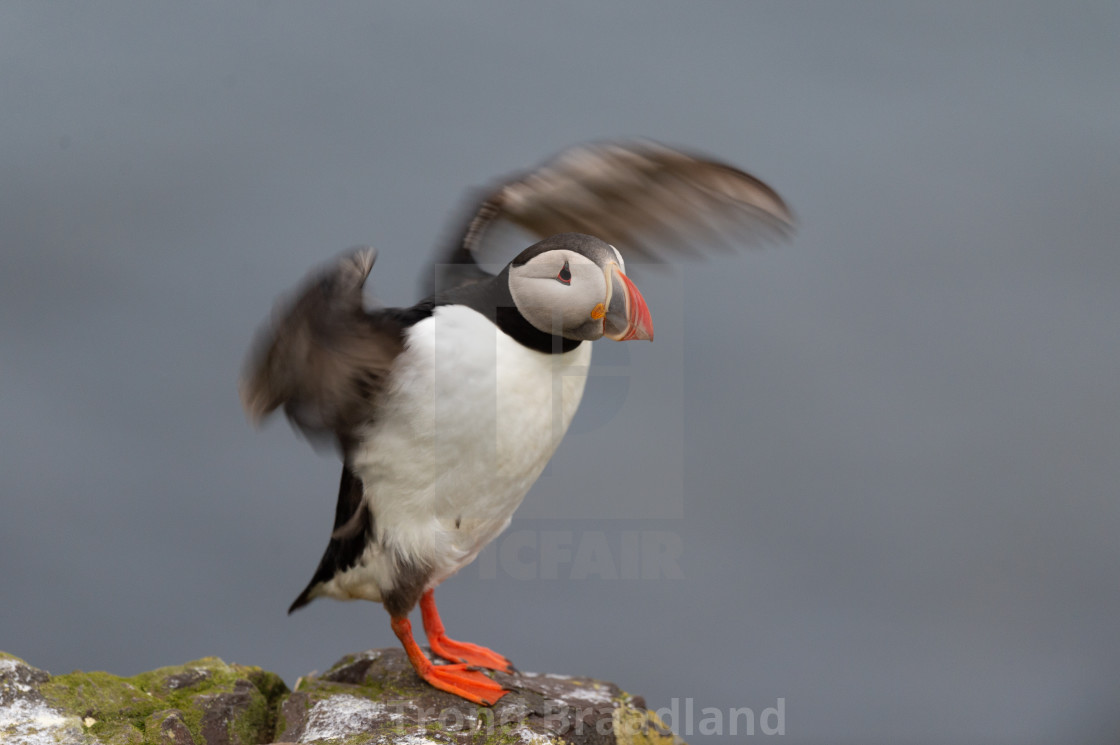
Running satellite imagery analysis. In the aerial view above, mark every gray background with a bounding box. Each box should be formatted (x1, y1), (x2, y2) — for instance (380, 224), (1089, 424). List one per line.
(2, 3), (1118, 744)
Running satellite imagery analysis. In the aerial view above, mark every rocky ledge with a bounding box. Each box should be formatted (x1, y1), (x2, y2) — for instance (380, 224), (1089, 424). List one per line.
(0, 649), (681, 745)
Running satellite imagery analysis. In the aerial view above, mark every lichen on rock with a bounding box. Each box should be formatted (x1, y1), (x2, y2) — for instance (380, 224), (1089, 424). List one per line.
(274, 648), (684, 745)
(2, 652), (288, 745)
(0, 649), (683, 745)
(2, 652), (93, 745)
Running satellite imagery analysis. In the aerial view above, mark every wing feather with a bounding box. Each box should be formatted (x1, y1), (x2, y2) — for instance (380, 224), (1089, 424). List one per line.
(240, 248), (404, 450)
(431, 140), (794, 292)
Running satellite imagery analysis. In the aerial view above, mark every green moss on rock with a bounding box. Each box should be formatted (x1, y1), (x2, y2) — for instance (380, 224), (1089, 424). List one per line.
(6, 649), (688, 745)
(613, 707), (684, 745)
(43, 671), (158, 725)
(39, 657), (289, 745)
(90, 720), (145, 745)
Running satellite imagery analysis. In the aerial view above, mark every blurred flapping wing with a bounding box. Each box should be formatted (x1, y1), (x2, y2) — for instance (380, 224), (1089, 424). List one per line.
(431, 140), (794, 293)
(241, 248), (405, 451)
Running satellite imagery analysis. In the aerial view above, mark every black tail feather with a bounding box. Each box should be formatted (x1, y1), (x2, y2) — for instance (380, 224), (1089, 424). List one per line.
(287, 465), (375, 615)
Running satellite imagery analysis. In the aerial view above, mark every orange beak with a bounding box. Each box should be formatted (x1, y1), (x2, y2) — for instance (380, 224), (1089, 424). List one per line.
(603, 265), (653, 341)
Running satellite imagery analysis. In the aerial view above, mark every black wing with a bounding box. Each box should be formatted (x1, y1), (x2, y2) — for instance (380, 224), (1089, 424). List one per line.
(427, 139), (795, 294)
(288, 464), (375, 613)
(240, 248), (405, 452)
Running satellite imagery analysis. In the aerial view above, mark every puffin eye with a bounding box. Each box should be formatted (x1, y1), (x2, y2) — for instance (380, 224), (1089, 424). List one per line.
(556, 261), (572, 285)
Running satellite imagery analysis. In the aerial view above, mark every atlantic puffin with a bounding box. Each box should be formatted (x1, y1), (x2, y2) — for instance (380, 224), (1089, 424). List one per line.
(241, 141), (793, 704)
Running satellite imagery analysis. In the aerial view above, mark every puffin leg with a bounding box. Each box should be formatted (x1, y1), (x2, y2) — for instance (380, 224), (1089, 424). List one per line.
(390, 615), (508, 705)
(420, 589), (515, 672)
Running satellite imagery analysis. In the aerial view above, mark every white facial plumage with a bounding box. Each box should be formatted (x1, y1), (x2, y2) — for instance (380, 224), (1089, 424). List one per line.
(507, 249), (610, 341)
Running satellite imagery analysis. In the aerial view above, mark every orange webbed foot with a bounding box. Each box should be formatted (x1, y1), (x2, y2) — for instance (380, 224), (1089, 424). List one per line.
(416, 661), (508, 705)
(429, 634), (515, 673)
(420, 589), (515, 672)
(392, 614), (509, 706)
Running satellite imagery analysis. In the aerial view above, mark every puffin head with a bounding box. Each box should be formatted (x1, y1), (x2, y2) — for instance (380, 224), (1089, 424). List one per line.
(507, 233), (653, 343)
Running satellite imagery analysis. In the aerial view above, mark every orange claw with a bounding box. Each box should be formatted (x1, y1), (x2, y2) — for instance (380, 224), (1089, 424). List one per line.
(420, 589), (515, 672)
(391, 615), (508, 705)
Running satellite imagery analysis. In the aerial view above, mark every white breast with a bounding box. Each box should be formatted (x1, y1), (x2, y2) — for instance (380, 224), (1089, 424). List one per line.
(332, 305), (591, 601)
